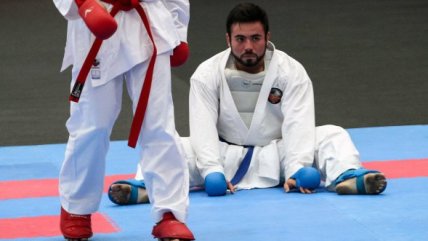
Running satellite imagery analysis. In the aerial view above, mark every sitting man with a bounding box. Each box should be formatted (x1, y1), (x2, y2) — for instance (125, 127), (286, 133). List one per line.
(108, 2), (387, 205)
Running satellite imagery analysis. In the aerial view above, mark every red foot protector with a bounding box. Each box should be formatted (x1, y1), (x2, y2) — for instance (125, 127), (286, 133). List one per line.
(152, 212), (195, 240)
(61, 207), (93, 240)
(76, 0), (118, 39)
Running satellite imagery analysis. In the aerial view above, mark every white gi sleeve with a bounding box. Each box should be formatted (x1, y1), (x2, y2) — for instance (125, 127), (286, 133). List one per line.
(189, 70), (225, 179)
(280, 59), (316, 181)
(53, 0), (80, 20)
(161, 0), (190, 42)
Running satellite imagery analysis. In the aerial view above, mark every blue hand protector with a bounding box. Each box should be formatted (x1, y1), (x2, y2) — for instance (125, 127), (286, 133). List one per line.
(204, 172), (227, 196)
(292, 167), (321, 190)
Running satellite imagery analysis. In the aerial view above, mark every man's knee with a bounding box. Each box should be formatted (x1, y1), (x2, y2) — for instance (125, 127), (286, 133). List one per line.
(318, 124), (347, 136)
(316, 124), (352, 146)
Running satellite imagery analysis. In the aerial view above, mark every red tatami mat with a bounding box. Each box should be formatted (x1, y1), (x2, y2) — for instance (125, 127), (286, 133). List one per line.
(0, 212), (118, 239)
(0, 174), (134, 200)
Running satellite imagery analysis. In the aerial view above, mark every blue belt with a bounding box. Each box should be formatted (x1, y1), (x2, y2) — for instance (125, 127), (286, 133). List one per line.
(220, 137), (254, 185)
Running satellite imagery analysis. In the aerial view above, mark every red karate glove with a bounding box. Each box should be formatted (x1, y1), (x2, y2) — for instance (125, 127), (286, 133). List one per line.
(170, 42), (189, 67)
(75, 0), (118, 40)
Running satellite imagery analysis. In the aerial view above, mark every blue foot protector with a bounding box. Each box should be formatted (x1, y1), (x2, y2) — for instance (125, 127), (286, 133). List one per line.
(108, 179), (146, 205)
(335, 168), (386, 194)
(335, 168), (377, 185)
(204, 172), (227, 196)
(292, 167), (321, 190)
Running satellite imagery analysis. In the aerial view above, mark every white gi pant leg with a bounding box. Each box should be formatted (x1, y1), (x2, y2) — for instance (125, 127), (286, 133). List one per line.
(277, 125), (362, 189)
(126, 54), (190, 223)
(134, 137), (205, 189)
(314, 125), (362, 188)
(59, 71), (123, 215)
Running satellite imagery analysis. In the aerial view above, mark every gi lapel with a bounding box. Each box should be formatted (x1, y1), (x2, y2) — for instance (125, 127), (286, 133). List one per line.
(219, 49), (249, 137)
(245, 49), (278, 145)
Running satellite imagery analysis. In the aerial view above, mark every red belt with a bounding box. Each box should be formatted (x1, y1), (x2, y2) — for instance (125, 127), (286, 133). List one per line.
(69, 0), (157, 148)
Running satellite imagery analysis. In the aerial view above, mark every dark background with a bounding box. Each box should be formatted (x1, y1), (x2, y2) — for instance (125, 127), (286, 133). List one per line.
(1, 0), (427, 147)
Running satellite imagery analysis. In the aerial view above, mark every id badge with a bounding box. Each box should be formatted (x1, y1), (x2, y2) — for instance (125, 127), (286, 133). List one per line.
(91, 59), (101, 80)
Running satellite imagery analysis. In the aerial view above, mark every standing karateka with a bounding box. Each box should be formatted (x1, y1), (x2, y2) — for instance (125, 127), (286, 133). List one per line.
(108, 2), (387, 206)
(53, 0), (194, 240)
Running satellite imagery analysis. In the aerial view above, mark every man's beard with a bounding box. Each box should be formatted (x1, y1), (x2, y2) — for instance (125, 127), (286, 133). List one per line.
(232, 50), (266, 68)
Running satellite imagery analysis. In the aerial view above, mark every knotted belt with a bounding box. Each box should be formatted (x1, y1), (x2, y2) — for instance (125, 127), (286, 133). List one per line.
(69, 0), (156, 148)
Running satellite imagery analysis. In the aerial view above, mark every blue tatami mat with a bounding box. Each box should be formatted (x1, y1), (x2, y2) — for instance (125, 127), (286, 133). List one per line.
(1, 125), (428, 241)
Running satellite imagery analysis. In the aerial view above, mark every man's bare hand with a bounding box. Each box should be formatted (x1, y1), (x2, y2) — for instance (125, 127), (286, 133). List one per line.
(227, 181), (236, 194)
(283, 178), (315, 194)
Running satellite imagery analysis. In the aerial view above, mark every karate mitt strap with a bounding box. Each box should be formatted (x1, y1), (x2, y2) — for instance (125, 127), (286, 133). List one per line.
(75, 0), (118, 39)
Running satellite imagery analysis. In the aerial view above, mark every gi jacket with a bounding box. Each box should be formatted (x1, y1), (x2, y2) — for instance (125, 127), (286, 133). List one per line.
(54, 0), (189, 86)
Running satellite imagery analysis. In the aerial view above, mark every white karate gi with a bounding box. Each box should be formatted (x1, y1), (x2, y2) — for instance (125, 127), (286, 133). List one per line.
(54, 0), (190, 222)
(188, 42), (362, 190)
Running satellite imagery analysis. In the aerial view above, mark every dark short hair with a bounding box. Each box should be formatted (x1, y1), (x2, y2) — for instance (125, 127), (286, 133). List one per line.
(226, 2), (269, 36)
